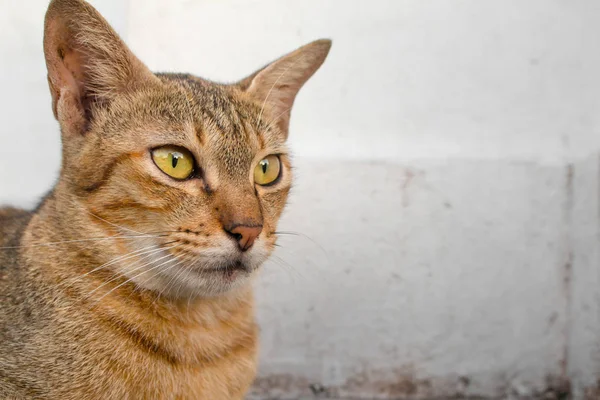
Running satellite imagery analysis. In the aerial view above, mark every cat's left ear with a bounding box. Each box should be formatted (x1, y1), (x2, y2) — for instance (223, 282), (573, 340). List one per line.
(238, 39), (332, 137)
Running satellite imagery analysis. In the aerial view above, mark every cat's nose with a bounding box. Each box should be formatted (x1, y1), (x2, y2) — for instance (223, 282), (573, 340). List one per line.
(224, 224), (263, 251)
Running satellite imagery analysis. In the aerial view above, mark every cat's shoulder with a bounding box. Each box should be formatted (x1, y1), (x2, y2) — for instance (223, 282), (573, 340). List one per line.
(0, 207), (30, 220)
(0, 207), (32, 228)
(0, 207), (32, 246)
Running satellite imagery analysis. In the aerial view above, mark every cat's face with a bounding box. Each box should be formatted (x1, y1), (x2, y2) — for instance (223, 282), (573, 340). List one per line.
(70, 76), (293, 297)
(43, 0), (330, 297)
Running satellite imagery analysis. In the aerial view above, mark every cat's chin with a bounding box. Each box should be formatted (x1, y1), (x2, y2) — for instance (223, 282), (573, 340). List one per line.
(117, 238), (271, 299)
(185, 261), (256, 296)
(123, 253), (264, 299)
(135, 262), (257, 299)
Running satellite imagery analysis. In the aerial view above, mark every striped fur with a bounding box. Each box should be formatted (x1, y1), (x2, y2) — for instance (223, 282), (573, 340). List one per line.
(0, 0), (330, 398)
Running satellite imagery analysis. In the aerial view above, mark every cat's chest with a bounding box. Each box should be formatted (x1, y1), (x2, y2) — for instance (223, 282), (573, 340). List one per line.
(85, 312), (258, 399)
(122, 360), (254, 400)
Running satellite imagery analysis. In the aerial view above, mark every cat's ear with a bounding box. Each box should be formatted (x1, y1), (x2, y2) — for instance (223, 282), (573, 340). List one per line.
(44, 0), (158, 135)
(238, 39), (331, 136)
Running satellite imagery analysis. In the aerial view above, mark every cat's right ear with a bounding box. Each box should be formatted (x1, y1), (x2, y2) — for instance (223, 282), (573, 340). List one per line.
(44, 0), (158, 136)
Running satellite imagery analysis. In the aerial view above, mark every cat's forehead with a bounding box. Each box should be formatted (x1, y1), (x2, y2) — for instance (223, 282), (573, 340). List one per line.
(102, 73), (284, 178)
(155, 74), (281, 177)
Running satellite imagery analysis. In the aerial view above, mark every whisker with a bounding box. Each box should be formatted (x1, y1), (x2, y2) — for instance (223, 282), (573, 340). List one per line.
(172, 255), (200, 300)
(60, 241), (178, 290)
(273, 230), (330, 259)
(84, 209), (148, 235)
(152, 251), (198, 303)
(126, 252), (189, 306)
(270, 254), (304, 280)
(90, 255), (180, 305)
(182, 253), (206, 317)
(147, 255), (194, 303)
(271, 242), (337, 286)
(85, 244), (178, 299)
(98, 249), (192, 305)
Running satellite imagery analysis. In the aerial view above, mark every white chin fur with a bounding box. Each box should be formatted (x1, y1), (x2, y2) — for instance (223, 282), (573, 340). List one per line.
(118, 238), (270, 298)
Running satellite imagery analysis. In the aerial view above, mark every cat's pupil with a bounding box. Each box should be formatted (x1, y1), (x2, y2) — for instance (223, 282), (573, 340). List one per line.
(261, 160), (268, 174)
(171, 153), (179, 169)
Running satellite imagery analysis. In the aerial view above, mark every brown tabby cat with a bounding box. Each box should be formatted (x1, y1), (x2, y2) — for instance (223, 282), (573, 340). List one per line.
(0, 0), (330, 398)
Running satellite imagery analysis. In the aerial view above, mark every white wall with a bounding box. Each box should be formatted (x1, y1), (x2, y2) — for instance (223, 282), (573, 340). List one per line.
(1, 0), (599, 398)
(0, 0), (126, 206)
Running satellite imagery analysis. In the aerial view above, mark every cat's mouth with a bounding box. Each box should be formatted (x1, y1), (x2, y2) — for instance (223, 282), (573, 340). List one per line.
(204, 260), (249, 273)
(196, 260), (252, 280)
(142, 240), (268, 296)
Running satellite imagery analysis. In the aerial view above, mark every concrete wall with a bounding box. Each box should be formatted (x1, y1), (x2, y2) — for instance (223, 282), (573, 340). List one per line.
(0, 0), (126, 206)
(1, 0), (599, 398)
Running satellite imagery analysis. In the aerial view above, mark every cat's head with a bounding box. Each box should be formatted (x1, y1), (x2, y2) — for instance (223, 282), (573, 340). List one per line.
(43, 0), (330, 297)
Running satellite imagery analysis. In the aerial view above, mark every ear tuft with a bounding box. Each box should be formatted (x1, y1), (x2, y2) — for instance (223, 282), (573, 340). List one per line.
(239, 39), (332, 136)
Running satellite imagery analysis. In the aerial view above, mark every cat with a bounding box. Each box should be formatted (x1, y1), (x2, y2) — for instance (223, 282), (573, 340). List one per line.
(0, 0), (330, 398)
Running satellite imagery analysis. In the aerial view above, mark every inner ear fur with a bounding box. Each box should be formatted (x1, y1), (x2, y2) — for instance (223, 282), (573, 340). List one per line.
(44, 0), (158, 134)
(238, 39), (332, 136)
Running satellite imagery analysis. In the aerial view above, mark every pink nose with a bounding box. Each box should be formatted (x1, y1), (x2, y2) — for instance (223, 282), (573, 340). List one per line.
(224, 224), (263, 251)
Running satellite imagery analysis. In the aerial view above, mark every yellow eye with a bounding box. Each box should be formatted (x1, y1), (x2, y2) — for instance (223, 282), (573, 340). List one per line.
(254, 155), (281, 186)
(152, 146), (195, 180)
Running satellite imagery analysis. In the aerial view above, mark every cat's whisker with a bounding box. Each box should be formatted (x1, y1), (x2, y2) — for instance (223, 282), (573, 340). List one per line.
(180, 253), (207, 318)
(167, 259), (198, 298)
(60, 241), (178, 290)
(107, 244), (181, 287)
(90, 259), (176, 305)
(273, 230), (330, 260)
(152, 251), (198, 304)
(173, 254), (204, 301)
(85, 249), (173, 299)
(271, 241), (338, 286)
(182, 268), (201, 318)
(89, 253), (183, 305)
(85, 244), (179, 300)
(164, 257), (187, 298)
(61, 244), (160, 287)
(81, 206), (182, 237)
(270, 254), (304, 280)
(128, 254), (195, 305)
(84, 209), (148, 235)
